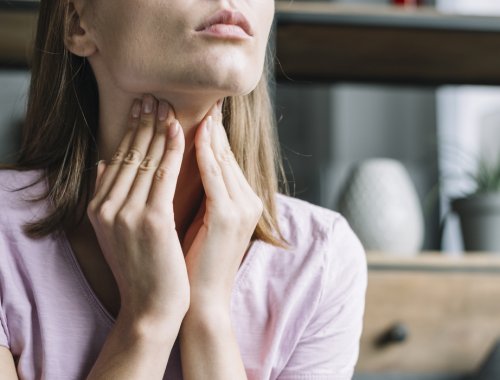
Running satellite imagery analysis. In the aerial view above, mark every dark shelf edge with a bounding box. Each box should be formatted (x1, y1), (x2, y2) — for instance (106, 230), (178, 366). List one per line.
(274, 74), (500, 87)
(0, 1), (39, 11)
(275, 3), (500, 33)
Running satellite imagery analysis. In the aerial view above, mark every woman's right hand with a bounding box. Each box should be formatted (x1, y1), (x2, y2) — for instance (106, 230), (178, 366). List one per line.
(87, 94), (189, 327)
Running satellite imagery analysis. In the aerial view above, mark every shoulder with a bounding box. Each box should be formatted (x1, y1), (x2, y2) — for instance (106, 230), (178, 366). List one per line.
(273, 192), (368, 320)
(274, 192), (366, 263)
(263, 192), (367, 288)
(0, 169), (48, 232)
(0, 168), (46, 199)
(269, 195), (368, 378)
(275, 192), (342, 241)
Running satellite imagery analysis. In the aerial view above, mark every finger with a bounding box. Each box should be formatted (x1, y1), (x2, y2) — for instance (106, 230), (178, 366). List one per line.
(209, 113), (244, 200)
(104, 94), (158, 210)
(147, 118), (185, 208)
(210, 101), (254, 197)
(217, 122), (254, 194)
(94, 160), (107, 196)
(194, 116), (230, 205)
(94, 98), (142, 202)
(126, 101), (174, 207)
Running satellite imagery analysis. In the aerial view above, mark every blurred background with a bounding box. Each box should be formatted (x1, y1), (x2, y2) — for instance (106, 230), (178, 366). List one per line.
(2, 0), (500, 379)
(275, 0), (500, 255)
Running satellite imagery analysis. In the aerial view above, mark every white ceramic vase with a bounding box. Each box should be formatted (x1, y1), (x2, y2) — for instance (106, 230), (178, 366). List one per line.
(338, 159), (425, 256)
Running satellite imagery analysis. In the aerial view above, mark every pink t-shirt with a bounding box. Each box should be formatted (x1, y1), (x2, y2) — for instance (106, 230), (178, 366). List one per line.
(0, 169), (367, 380)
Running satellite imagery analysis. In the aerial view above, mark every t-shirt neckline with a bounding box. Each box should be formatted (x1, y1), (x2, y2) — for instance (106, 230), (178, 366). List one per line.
(58, 230), (260, 326)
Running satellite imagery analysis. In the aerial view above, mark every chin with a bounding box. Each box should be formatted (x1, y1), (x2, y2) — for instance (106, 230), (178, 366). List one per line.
(203, 64), (263, 96)
(219, 76), (261, 96)
(96, 54), (264, 97)
(181, 50), (264, 94)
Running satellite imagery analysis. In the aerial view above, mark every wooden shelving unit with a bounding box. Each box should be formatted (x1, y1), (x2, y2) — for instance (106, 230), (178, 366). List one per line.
(275, 2), (500, 85)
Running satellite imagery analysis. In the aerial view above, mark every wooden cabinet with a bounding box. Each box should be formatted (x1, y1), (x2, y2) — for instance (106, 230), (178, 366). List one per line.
(360, 253), (500, 375)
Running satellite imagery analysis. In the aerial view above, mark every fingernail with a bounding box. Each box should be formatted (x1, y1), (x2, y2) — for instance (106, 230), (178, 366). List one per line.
(143, 95), (153, 114)
(168, 121), (180, 138)
(131, 99), (141, 118)
(158, 101), (168, 121)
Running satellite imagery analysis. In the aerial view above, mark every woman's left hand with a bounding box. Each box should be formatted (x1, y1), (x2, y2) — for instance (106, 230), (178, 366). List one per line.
(181, 101), (263, 313)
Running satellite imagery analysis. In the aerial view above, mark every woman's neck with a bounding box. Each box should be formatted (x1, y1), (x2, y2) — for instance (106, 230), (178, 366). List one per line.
(95, 85), (220, 244)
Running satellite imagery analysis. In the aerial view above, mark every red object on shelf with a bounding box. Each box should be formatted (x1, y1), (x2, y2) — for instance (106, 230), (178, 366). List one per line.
(392, 0), (423, 5)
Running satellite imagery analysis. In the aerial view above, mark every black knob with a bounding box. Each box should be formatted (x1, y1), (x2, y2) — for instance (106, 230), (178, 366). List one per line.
(375, 322), (409, 348)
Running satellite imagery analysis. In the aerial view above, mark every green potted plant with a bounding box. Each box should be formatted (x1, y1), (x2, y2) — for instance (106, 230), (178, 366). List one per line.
(451, 158), (500, 253)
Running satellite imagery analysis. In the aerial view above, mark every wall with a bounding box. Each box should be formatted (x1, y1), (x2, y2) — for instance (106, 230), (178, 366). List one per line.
(0, 70), (29, 163)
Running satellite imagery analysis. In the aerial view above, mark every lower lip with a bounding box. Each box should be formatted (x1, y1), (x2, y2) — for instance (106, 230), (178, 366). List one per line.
(196, 24), (251, 39)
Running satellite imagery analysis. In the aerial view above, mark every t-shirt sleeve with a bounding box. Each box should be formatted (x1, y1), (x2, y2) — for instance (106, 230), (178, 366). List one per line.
(278, 215), (368, 380)
(0, 233), (11, 349)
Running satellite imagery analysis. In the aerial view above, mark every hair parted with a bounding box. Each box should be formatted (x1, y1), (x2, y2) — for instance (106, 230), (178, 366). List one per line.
(2, 0), (291, 249)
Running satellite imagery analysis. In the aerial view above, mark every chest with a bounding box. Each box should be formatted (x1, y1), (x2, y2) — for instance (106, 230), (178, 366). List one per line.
(66, 228), (121, 320)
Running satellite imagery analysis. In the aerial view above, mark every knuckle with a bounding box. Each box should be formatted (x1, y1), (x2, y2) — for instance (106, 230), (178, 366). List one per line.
(142, 212), (160, 230)
(87, 199), (97, 214)
(86, 200), (98, 221)
(139, 117), (154, 129)
(123, 149), (143, 165)
(110, 150), (126, 165)
(138, 156), (158, 172)
(154, 166), (172, 182)
(165, 140), (184, 153)
(216, 147), (235, 165)
(96, 200), (115, 225)
(206, 162), (222, 177)
(115, 208), (137, 230)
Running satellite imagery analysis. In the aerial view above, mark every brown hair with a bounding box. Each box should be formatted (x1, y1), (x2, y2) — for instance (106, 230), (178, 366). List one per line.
(3, 0), (291, 249)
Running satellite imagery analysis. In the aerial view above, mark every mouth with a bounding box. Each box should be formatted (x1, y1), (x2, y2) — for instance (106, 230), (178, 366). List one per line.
(195, 9), (254, 39)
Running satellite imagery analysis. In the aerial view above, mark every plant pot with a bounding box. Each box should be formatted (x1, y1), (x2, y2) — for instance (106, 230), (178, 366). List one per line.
(451, 193), (500, 253)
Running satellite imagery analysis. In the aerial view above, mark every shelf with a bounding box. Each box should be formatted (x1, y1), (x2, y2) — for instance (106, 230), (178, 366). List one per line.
(275, 2), (500, 85)
(367, 251), (500, 272)
(0, 5), (37, 68)
(0, 1), (38, 11)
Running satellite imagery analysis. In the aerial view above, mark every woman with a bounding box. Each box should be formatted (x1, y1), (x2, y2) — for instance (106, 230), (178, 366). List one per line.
(0, 0), (367, 379)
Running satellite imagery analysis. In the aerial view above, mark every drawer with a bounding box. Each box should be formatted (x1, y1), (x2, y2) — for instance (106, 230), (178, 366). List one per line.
(357, 253), (500, 376)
